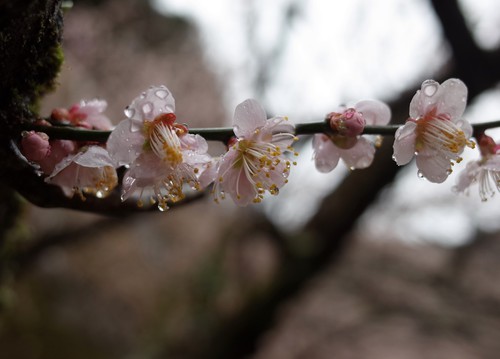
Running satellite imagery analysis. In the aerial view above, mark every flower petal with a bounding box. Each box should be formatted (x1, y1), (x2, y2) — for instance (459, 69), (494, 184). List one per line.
(126, 85), (175, 123)
(313, 134), (340, 173)
(233, 99), (267, 138)
(107, 119), (145, 166)
(339, 137), (375, 169)
(416, 154), (451, 183)
(454, 160), (480, 193)
(355, 100), (391, 126)
(392, 121), (417, 165)
(436, 78), (467, 121)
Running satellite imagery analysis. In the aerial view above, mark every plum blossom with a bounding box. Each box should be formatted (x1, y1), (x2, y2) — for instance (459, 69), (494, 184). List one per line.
(454, 134), (500, 201)
(213, 99), (297, 206)
(46, 146), (117, 199)
(313, 100), (391, 172)
(21, 100), (118, 199)
(107, 85), (213, 210)
(393, 78), (475, 183)
(52, 99), (112, 130)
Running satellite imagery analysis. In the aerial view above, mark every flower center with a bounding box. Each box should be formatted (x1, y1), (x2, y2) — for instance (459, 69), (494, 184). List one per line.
(415, 109), (475, 160)
(146, 114), (183, 167)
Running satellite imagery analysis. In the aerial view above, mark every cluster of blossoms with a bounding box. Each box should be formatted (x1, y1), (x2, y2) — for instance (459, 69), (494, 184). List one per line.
(21, 100), (117, 199)
(19, 78), (500, 210)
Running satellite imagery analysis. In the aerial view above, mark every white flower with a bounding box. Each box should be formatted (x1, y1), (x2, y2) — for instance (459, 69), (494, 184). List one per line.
(107, 86), (212, 210)
(393, 78), (475, 183)
(454, 135), (500, 201)
(46, 146), (117, 199)
(214, 99), (297, 206)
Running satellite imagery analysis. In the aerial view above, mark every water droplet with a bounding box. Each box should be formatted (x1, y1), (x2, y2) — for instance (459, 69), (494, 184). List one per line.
(124, 106), (135, 118)
(417, 170), (424, 179)
(96, 190), (105, 198)
(391, 155), (397, 161)
(158, 202), (168, 211)
(422, 81), (438, 97)
(142, 102), (153, 116)
(155, 89), (169, 99)
(120, 194), (126, 201)
(349, 166), (355, 171)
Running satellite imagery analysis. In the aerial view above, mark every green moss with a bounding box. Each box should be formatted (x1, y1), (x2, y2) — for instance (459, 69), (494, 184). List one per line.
(0, 0), (65, 128)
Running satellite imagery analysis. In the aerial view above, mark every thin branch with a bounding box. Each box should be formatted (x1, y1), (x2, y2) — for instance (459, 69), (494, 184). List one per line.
(21, 120), (500, 143)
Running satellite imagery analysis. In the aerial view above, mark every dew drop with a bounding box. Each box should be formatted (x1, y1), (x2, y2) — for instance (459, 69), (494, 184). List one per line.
(142, 102), (154, 116)
(155, 89), (169, 99)
(124, 106), (135, 118)
(391, 155), (397, 161)
(158, 202), (168, 212)
(96, 190), (105, 198)
(422, 82), (438, 97)
(417, 170), (424, 179)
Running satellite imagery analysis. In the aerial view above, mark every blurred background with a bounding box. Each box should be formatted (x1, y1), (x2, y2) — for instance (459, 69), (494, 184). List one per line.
(2, 0), (500, 358)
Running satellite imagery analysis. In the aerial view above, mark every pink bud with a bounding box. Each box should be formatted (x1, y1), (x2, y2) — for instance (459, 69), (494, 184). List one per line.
(328, 108), (365, 137)
(478, 134), (497, 157)
(21, 131), (51, 162)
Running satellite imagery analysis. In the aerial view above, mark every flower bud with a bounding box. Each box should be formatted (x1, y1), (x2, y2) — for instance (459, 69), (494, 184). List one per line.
(21, 131), (50, 162)
(327, 108), (365, 137)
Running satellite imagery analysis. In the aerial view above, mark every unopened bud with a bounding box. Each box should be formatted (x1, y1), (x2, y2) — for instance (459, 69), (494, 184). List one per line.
(327, 108), (365, 137)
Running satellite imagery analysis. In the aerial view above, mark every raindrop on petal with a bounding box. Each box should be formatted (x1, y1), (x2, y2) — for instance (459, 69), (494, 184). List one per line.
(124, 106), (135, 118)
(422, 81), (438, 97)
(155, 89), (169, 99)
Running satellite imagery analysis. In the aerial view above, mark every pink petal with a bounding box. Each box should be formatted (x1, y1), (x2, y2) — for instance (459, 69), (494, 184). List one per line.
(454, 160), (480, 193)
(392, 121), (417, 165)
(339, 137), (375, 169)
(107, 119), (145, 166)
(313, 134), (340, 173)
(21, 131), (50, 162)
(409, 79), (440, 118)
(355, 100), (391, 126)
(126, 85), (175, 124)
(416, 154), (451, 183)
(73, 146), (115, 167)
(409, 79), (467, 120)
(233, 99), (267, 138)
(436, 78), (467, 121)
(180, 133), (209, 154)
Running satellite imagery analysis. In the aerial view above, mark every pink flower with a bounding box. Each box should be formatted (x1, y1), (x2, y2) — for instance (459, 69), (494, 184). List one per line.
(46, 146), (118, 199)
(107, 86), (213, 210)
(313, 100), (391, 172)
(454, 135), (500, 201)
(213, 99), (297, 206)
(393, 79), (475, 183)
(52, 99), (112, 130)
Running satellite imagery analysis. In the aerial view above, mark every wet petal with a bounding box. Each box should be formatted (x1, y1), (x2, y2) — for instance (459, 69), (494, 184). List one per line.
(313, 134), (340, 173)
(126, 85), (175, 123)
(339, 137), (375, 169)
(355, 100), (391, 126)
(233, 99), (267, 138)
(392, 121), (417, 165)
(416, 154), (451, 183)
(107, 119), (145, 166)
(436, 78), (467, 121)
